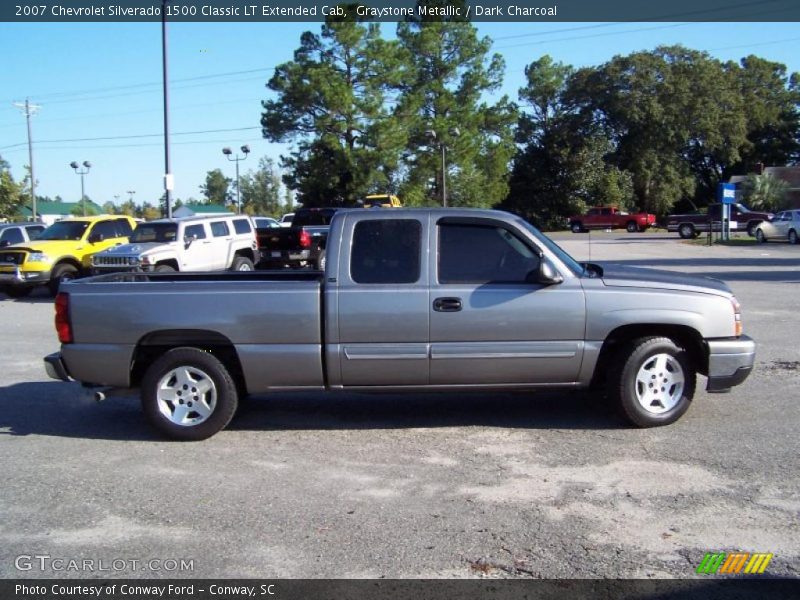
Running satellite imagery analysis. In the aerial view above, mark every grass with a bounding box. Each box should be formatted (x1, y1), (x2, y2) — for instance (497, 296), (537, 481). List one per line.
(684, 235), (757, 246)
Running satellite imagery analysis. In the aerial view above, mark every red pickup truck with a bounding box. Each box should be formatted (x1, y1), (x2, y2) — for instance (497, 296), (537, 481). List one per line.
(569, 206), (657, 233)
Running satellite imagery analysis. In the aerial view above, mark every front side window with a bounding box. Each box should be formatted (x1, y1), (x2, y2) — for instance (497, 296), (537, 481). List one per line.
(438, 222), (540, 284)
(184, 224), (207, 240)
(350, 219), (421, 284)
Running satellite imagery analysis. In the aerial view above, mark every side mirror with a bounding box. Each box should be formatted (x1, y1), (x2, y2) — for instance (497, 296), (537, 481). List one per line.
(88, 233), (104, 243)
(527, 258), (564, 286)
(184, 234), (197, 246)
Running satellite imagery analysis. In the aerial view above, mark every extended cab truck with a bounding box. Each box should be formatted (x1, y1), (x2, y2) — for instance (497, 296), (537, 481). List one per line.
(91, 215), (258, 274)
(45, 209), (756, 441)
(0, 215), (136, 297)
(666, 203), (772, 239)
(569, 206), (657, 233)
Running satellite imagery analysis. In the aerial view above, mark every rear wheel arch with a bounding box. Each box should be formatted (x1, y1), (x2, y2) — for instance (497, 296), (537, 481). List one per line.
(131, 330), (247, 396)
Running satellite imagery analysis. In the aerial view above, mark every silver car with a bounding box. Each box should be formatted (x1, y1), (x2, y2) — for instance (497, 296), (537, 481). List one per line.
(755, 210), (800, 245)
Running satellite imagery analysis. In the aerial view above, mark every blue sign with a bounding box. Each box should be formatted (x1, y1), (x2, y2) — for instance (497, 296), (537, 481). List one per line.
(717, 183), (736, 205)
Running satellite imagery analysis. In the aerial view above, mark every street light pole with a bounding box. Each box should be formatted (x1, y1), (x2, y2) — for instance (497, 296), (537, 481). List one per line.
(222, 145), (250, 214)
(162, 0), (173, 219)
(70, 161), (91, 216)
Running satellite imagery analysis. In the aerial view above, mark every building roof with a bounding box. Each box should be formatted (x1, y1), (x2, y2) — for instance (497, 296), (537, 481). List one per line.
(21, 200), (103, 216)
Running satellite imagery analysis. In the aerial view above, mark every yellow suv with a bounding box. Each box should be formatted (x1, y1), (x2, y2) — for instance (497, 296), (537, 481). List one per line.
(363, 194), (402, 208)
(0, 215), (137, 297)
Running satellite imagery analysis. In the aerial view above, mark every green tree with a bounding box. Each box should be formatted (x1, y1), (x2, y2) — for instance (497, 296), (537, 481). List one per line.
(741, 173), (790, 211)
(261, 11), (409, 206)
(200, 169), (232, 206)
(239, 157), (282, 216)
(70, 197), (99, 216)
(0, 155), (24, 219)
(395, 1), (517, 207)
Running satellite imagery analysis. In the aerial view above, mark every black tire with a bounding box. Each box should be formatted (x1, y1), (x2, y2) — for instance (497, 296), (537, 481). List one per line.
(678, 224), (696, 239)
(609, 336), (696, 428)
(747, 222), (758, 238)
(570, 221), (584, 234)
(756, 228), (767, 244)
(155, 264), (176, 272)
(48, 263), (79, 296)
(789, 229), (798, 245)
(230, 256), (254, 271)
(141, 347), (239, 441)
(315, 250), (326, 271)
(626, 221), (638, 233)
(5, 286), (33, 298)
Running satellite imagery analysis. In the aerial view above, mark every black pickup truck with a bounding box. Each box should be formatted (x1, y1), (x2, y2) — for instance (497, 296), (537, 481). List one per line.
(256, 207), (338, 270)
(666, 203), (773, 239)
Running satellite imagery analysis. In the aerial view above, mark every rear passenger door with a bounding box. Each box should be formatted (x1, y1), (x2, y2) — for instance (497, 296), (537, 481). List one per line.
(208, 220), (233, 269)
(335, 215), (429, 386)
(181, 223), (215, 271)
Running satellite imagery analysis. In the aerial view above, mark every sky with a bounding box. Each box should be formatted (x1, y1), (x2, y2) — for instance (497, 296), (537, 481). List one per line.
(1, 19), (799, 211)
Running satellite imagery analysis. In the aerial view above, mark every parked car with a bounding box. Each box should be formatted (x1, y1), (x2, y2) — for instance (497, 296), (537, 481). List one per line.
(45, 208), (754, 440)
(666, 203), (772, 239)
(0, 222), (46, 247)
(253, 217), (280, 230)
(278, 213), (295, 228)
(754, 210), (800, 245)
(568, 206), (657, 233)
(257, 207), (338, 270)
(0, 215), (136, 297)
(91, 215), (258, 273)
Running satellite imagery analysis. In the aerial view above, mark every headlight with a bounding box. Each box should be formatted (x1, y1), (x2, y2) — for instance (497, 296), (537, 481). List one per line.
(731, 296), (742, 337)
(28, 252), (51, 263)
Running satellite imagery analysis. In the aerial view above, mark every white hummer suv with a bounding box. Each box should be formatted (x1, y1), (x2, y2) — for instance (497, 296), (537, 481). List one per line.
(92, 215), (258, 273)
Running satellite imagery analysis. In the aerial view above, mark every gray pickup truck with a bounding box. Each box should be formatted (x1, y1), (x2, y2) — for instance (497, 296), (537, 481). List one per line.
(44, 209), (755, 440)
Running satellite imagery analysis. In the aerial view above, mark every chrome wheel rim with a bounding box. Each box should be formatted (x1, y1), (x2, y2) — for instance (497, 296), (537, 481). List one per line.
(156, 366), (217, 426)
(634, 353), (685, 414)
(679, 225), (692, 238)
(237, 262), (252, 271)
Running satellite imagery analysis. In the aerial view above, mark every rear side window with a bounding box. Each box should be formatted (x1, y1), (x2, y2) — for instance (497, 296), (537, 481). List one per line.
(351, 219), (421, 284)
(113, 219), (133, 237)
(1, 227), (24, 245)
(210, 221), (230, 237)
(91, 220), (118, 240)
(185, 224), (207, 240)
(438, 223), (540, 284)
(232, 219), (252, 234)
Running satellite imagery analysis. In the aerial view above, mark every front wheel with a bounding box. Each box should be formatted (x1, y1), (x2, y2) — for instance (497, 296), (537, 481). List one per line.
(756, 229), (767, 244)
(230, 256), (254, 271)
(141, 348), (239, 441)
(48, 263), (79, 296)
(609, 336), (696, 428)
(747, 222), (758, 238)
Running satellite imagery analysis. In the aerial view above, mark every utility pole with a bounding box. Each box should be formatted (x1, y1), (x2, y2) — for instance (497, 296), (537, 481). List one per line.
(162, 0), (173, 219)
(13, 98), (41, 221)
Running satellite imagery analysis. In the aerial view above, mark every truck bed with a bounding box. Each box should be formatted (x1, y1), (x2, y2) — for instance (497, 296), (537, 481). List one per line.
(58, 271), (325, 392)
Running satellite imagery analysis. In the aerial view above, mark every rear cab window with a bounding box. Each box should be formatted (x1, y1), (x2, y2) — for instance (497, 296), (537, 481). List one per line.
(350, 219), (422, 284)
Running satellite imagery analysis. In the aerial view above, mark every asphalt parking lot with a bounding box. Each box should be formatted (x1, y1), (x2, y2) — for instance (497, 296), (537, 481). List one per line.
(1, 231), (798, 579)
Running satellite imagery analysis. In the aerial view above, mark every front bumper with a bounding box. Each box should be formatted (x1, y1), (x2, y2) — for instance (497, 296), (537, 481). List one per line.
(0, 268), (51, 286)
(44, 352), (71, 382)
(706, 335), (756, 392)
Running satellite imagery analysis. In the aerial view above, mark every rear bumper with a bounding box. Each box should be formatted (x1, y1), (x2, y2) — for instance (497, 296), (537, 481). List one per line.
(706, 335), (756, 392)
(44, 352), (71, 382)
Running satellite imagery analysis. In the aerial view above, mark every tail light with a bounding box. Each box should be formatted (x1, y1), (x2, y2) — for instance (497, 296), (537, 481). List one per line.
(55, 292), (73, 344)
(731, 297), (742, 337)
(299, 230), (312, 249)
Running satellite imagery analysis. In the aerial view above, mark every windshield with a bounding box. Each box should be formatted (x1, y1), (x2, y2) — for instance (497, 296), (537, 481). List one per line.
(38, 221), (89, 241)
(514, 217), (585, 277)
(129, 223), (178, 243)
(735, 203), (751, 213)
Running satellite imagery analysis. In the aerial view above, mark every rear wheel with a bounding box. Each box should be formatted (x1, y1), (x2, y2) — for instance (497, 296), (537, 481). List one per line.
(678, 224), (696, 239)
(756, 228), (767, 244)
(789, 229), (798, 245)
(626, 221), (638, 233)
(609, 336), (696, 428)
(48, 263), (79, 296)
(747, 222), (758, 237)
(230, 256), (254, 271)
(570, 221), (584, 233)
(141, 348), (239, 441)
